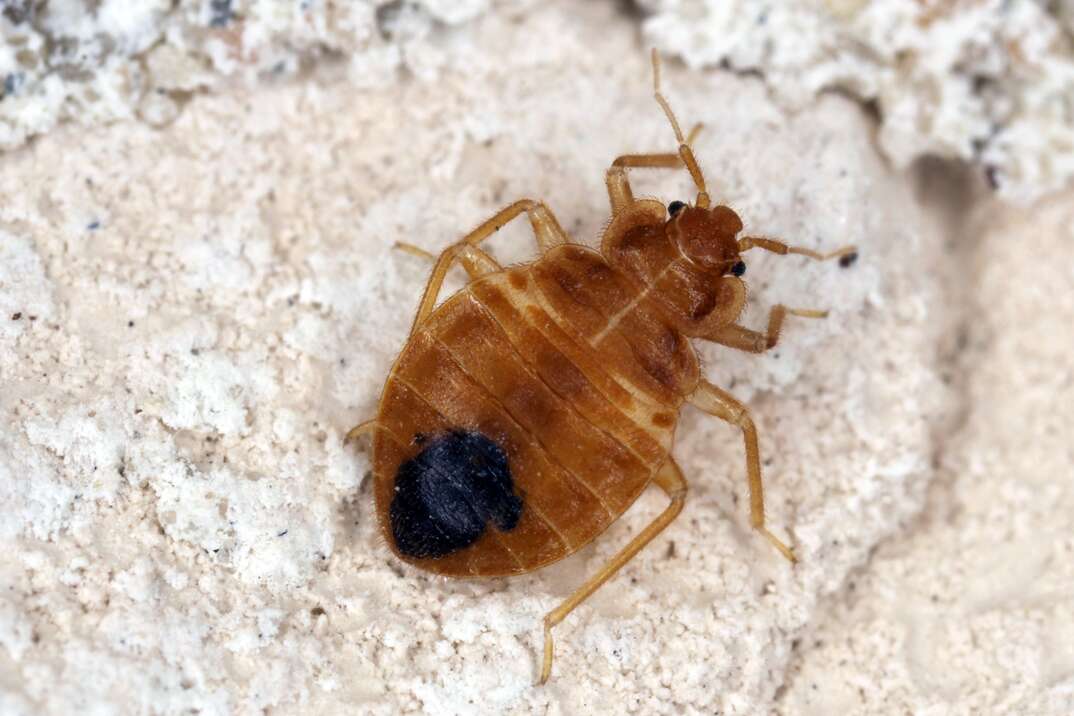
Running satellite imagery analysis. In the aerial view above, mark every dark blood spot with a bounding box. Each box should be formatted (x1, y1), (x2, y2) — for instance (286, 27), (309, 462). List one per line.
(838, 251), (859, 268)
(731, 260), (746, 277)
(390, 430), (522, 559)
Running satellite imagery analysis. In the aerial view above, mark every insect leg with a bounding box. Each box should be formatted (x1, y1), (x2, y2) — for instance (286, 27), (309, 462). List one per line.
(344, 419), (377, 444)
(539, 459), (687, 684)
(605, 124), (702, 214)
(704, 306), (829, 353)
(461, 199), (569, 253)
(402, 200), (570, 335)
(406, 243), (502, 335)
(688, 381), (797, 564)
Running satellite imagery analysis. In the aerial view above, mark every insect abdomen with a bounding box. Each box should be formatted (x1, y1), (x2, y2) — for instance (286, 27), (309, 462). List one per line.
(373, 258), (681, 576)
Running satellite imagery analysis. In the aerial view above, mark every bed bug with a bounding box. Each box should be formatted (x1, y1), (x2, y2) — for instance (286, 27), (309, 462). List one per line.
(347, 50), (855, 683)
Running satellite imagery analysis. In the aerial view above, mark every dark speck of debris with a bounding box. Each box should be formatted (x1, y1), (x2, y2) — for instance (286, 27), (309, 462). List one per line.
(277, 529), (288, 537)
(376, 0), (406, 39)
(128, 320), (134, 327)
(88, 220), (100, 230)
(2, 2), (33, 24)
(311, 606), (326, 617)
(3, 73), (22, 97)
(210, 0), (233, 27)
(11, 312), (21, 320)
(839, 251), (859, 268)
(985, 165), (1000, 190)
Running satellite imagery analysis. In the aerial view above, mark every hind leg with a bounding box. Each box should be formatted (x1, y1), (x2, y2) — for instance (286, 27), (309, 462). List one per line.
(539, 459), (687, 684)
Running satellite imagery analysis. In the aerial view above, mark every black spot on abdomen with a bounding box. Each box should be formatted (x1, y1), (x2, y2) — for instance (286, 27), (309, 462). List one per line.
(390, 430), (523, 559)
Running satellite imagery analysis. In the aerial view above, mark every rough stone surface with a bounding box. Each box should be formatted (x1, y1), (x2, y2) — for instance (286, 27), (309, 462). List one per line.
(0, 0), (490, 148)
(642, 0), (1074, 204)
(3, 0), (1067, 714)
(778, 192), (1074, 716)
(4, 2), (1073, 205)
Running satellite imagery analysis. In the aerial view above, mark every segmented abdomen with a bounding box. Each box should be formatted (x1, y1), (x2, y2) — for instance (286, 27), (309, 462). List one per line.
(373, 244), (697, 576)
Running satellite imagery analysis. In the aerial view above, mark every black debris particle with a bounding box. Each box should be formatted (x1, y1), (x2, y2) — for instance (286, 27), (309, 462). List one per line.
(985, 165), (1000, 190)
(839, 251), (859, 268)
(3, 73), (23, 98)
(11, 312), (21, 320)
(2, 1), (33, 24)
(210, 0), (233, 28)
(376, 0), (407, 39)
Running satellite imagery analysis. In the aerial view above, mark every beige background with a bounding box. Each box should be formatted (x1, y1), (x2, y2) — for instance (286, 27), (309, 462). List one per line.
(1, 2), (1071, 714)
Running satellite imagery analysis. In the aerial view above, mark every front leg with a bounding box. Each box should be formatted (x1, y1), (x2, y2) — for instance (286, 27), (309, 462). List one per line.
(605, 124), (702, 214)
(706, 305), (829, 353)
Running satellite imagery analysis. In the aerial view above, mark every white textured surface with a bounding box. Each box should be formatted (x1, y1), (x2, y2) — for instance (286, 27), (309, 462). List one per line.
(3, 2), (1073, 204)
(0, 1), (1013, 714)
(642, 0), (1074, 203)
(0, 0), (489, 147)
(778, 194), (1074, 716)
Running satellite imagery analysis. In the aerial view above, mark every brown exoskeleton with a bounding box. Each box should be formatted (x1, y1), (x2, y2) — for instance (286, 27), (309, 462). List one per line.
(348, 50), (855, 683)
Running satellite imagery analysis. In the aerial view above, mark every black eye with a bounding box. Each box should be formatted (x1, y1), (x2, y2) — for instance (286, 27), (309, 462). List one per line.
(731, 261), (746, 277)
(668, 201), (686, 217)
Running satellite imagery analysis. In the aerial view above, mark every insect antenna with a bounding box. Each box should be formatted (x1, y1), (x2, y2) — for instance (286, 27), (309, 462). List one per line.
(651, 49), (710, 209)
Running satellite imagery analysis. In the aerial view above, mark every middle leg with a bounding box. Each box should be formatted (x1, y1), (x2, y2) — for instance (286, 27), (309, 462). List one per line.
(689, 380), (797, 563)
(704, 305), (829, 353)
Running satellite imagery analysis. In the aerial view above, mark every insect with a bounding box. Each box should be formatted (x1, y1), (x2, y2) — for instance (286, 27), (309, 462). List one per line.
(347, 50), (854, 683)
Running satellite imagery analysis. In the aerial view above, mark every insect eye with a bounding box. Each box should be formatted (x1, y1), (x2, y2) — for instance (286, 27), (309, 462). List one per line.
(731, 261), (746, 277)
(668, 201), (686, 217)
